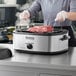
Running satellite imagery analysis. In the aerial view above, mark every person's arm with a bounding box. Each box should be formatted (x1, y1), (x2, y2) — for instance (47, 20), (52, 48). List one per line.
(19, 0), (41, 20)
(28, 0), (41, 18)
(55, 0), (76, 22)
(68, 0), (76, 21)
(55, 11), (76, 22)
(67, 12), (76, 21)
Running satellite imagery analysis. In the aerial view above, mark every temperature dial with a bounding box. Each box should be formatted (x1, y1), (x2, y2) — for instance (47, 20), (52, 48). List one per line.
(27, 44), (33, 49)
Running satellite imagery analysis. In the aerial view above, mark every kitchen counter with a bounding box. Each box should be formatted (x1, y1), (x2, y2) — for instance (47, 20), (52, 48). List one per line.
(0, 44), (76, 76)
(0, 4), (19, 7)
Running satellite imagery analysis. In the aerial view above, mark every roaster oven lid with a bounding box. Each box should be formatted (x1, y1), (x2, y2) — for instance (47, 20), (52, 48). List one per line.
(14, 29), (68, 36)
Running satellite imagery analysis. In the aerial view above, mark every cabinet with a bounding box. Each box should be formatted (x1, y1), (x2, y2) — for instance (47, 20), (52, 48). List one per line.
(0, 65), (75, 76)
(0, 70), (72, 76)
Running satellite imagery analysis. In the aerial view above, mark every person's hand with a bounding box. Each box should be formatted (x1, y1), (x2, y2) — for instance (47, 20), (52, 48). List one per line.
(19, 10), (30, 20)
(55, 11), (68, 22)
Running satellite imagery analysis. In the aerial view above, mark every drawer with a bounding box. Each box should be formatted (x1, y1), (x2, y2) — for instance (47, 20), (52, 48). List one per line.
(0, 70), (36, 76)
(40, 74), (71, 76)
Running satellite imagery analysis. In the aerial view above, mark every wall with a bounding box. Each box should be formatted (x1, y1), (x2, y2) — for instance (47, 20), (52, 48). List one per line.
(0, 0), (3, 4)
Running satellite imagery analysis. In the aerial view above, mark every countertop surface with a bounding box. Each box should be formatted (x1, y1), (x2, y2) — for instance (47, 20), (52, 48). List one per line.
(0, 44), (76, 71)
(0, 4), (19, 7)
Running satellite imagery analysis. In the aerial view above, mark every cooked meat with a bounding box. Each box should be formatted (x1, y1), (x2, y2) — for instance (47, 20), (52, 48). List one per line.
(27, 25), (54, 33)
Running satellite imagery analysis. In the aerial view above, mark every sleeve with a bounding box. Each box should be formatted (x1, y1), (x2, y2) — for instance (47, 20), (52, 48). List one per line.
(70, 0), (76, 12)
(28, 0), (41, 18)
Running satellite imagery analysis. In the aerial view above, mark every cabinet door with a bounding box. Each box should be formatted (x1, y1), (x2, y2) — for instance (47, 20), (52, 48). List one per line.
(0, 71), (36, 76)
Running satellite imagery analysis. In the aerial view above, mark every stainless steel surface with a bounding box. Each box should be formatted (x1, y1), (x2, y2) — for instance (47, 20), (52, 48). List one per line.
(13, 30), (68, 52)
(0, 44), (76, 71)
(12, 47), (73, 66)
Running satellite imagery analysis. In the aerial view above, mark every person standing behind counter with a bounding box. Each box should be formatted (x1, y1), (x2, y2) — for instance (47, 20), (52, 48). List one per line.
(19, 0), (76, 46)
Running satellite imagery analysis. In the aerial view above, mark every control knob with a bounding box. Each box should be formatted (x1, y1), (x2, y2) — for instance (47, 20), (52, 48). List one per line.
(27, 44), (33, 49)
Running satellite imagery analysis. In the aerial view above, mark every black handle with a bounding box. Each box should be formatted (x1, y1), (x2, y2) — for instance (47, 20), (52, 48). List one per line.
(60, 35), (69, 41)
